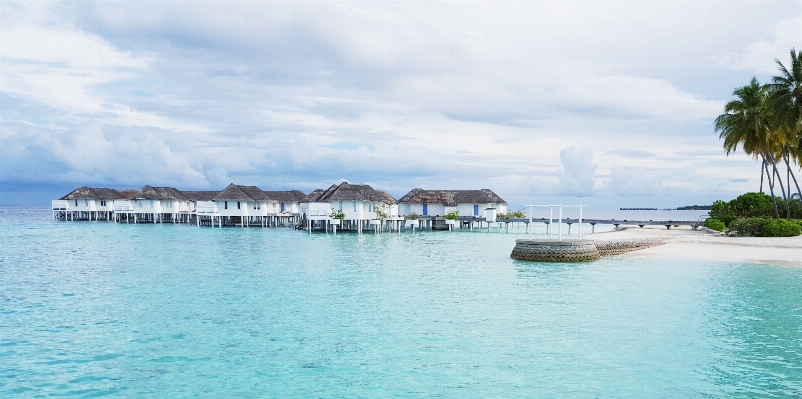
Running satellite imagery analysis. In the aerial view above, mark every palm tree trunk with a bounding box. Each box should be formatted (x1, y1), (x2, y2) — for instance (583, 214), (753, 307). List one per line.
(772, 161), (790, 219)
(784, 152), (802, 200)
(760, 157), (765, 193)
(765, 161), (780, 218)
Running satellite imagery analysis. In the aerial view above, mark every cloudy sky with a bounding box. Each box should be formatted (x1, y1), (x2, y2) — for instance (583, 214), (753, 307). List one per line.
(2, 1), (801, 208)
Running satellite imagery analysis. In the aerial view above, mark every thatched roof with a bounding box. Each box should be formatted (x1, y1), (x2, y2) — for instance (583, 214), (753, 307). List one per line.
(136, 185), (190, 201)
(397, 188), (506, 206)
(214, 184), (253, 201)
(181, 191), (220, 201)
(263, 190), (307, 202)
(376, 190), (397, 205)
(301, 182), (392, 203)
(213, 183), (306, 202)
(60, 186), (123, 200)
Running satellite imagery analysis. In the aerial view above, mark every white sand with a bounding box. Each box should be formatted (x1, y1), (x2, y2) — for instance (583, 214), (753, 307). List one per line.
(587, 225), (802, 266)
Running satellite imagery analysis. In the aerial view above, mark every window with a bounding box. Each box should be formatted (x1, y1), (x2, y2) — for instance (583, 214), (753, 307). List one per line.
(353, 201), (357, 212)
(225, 201), (228, 210)
(85, 199), (88, 206)
(339, 201), (342, 210)
(237, 201), (241, 209)
(150, 200), (153, 208)
(75, 199), (78, 206)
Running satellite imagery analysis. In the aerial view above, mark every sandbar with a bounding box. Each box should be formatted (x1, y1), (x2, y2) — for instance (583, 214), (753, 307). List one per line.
(587, 225), (802, 266)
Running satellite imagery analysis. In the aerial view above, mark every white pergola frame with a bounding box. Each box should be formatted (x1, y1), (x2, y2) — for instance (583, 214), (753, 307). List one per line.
(525, 204), (586, 241)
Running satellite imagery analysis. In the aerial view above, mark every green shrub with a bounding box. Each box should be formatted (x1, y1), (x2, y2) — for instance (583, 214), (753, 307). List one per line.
(703, 218), (726, 232)
(732, 192), (773, 218)
(710, 200), (736, 226)
(406, 212), (420, 220)
(727, 217), (767, 237)
(329, 209), (345, 219)
(760, 219), (802, 237)
(444, 210), (459, 220)
(727, 217), (802, 237)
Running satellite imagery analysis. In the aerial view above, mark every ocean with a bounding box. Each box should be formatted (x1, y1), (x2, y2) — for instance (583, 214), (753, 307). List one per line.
(1, 207), (800, 397)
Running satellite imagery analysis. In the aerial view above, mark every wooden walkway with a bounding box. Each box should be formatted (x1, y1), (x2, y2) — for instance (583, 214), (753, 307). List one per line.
(453, 216), (702, 232)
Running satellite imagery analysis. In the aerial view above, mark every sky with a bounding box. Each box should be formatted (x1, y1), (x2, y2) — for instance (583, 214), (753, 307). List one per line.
(2, 1), (801, 209)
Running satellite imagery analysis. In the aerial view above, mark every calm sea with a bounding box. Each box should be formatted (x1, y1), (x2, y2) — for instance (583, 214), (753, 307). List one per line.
(1, 207), (800, 398)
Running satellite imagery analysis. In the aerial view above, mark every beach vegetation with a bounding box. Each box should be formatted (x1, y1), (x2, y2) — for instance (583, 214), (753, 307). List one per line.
(704, 218), (726, 232)
(710, 192), (801, 226)
(444, 210), (459, 220)
(727, 217), (802, 237)
(406, 212), (420, 220)
(498, 210), (525, 218)
(709, 200), (737, 226)
(374, 203), (388, 220)
(330, 209), (345, 219)
(716, 49), (802, 219)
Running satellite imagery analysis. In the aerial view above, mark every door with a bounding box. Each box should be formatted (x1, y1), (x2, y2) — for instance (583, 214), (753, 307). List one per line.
(474, 204), (479, 216)
(280, 203), (285, 212)
(423, 203), (428, 216)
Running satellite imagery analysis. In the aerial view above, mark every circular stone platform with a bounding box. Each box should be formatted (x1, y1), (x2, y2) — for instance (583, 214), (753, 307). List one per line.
(510, 239), (601, 262)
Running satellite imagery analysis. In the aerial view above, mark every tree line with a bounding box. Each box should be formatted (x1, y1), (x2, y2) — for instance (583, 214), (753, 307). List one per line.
(715, 48), (802, 219)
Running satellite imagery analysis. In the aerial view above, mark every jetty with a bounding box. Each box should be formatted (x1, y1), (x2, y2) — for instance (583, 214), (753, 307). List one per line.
(52, 184), (705, 234)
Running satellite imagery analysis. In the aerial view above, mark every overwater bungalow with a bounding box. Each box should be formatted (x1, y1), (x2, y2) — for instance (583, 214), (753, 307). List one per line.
(262, 190), (306, 226)
(52, 186), (122, 221)
(182, 190), (221, 226)
(194, 183), (305, 227)
(398, 188), (507, 221)
(300, 182), (398, 232)
(114, 185), (193, 223)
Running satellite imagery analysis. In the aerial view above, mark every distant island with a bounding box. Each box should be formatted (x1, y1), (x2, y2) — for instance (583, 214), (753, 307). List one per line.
(619, 207), (658, 211)
(676, 205), (711, 210)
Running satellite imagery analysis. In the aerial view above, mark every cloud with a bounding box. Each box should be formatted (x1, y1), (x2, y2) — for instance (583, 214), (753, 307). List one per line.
(0, 119), (207, 187)
(606, 149), (657, 159)
(1, 1), (797, 208)
(556, 147), (597, 197)
(713, 15), (802, 75)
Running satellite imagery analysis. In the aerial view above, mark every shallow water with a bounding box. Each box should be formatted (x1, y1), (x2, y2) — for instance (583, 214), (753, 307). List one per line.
(1, 208), (800, 397)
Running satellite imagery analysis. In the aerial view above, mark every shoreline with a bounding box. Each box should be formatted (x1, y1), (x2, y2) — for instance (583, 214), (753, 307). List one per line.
(587, 225), (802, 266)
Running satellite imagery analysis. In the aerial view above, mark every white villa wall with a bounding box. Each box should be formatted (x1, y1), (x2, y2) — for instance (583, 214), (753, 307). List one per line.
(66, 198), (97, 212)
(400, 202), (507, 217)
(195, 201), (220, 215)
(216, 200), (252, 217)
(135, 199), (163, 214)
(265, 201), (299, 214)
(302, 202), (331, 220)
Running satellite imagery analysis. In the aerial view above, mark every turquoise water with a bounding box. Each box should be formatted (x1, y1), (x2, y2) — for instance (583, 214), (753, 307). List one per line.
(1, 208), (801, 397)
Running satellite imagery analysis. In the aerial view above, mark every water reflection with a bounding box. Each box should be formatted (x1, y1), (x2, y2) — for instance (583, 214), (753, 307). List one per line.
(704, 264), (802, 396)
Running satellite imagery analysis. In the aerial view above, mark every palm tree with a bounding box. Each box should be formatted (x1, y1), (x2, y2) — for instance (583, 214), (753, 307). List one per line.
(715, 78), (781, 217)
(767, 48), (802, 203)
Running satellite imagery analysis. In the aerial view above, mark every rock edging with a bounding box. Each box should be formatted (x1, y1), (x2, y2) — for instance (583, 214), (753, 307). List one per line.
(593, 238), (672, 257)
(510, 238), (671, 262)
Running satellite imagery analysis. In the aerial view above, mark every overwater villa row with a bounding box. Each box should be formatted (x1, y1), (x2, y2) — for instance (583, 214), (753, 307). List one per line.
(52, 182), (508, 232)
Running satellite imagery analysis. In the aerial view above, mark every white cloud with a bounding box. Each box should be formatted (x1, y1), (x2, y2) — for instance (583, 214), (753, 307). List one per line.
(1, 1), (798, 208)
(713, 15), (802, 75)
(556, 146), (597, 197)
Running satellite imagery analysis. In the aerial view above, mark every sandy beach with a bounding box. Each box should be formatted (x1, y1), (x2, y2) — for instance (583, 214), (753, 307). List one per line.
(588, 225), (802, 266)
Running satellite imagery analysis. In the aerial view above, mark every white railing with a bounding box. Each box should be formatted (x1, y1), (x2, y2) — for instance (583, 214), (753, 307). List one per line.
(196, 201), (220, 215)
(305, 203), (331, 219)
(308, 209), (330, 217)
(114, 200), (135, 212)
(52, 200), (71, 211)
